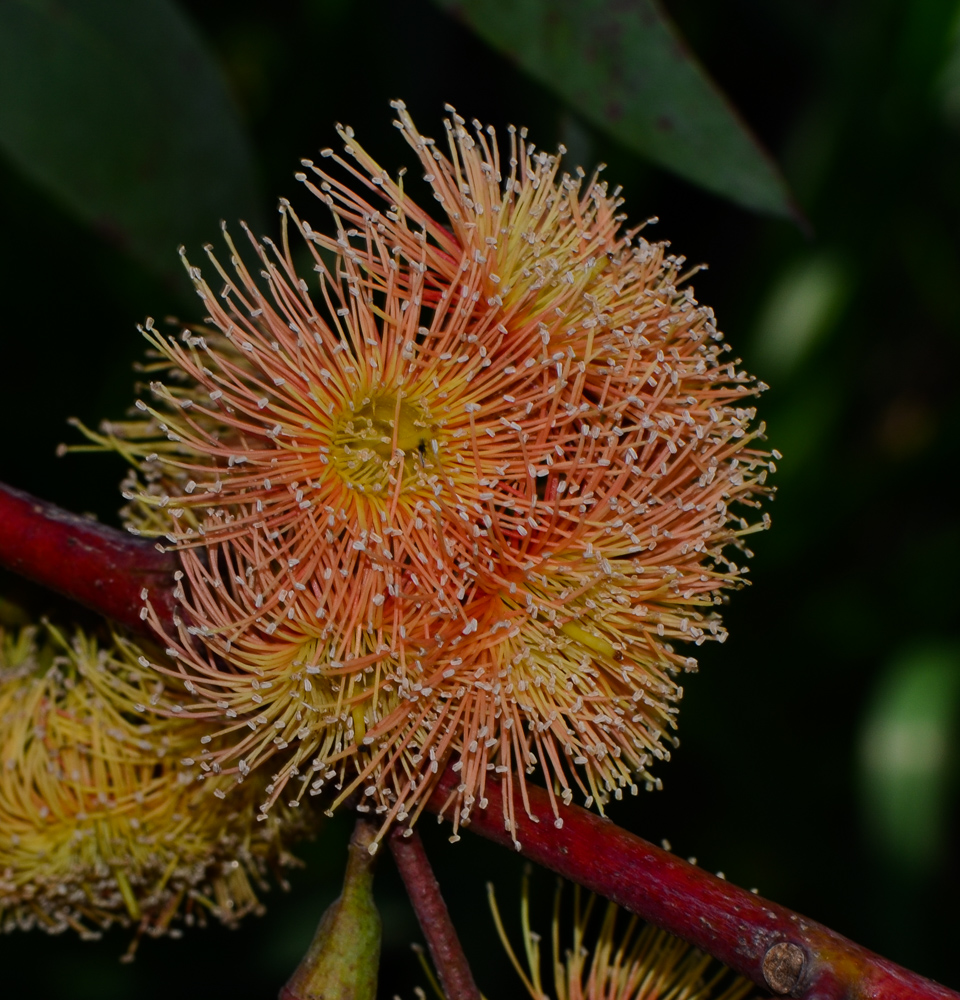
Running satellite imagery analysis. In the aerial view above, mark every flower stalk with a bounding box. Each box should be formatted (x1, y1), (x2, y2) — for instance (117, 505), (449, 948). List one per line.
(0, 478), (957, 1000)
(389, 827), (482, 1000)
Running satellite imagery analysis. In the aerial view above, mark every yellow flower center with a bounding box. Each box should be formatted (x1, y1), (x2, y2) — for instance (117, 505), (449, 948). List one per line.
(330, 391), (441, 493)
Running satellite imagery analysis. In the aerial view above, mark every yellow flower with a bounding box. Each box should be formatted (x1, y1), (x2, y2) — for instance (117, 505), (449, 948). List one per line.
(0, 621), (310, 945)
(81, 104), (772, 849)
(487, 878), (755, 1000)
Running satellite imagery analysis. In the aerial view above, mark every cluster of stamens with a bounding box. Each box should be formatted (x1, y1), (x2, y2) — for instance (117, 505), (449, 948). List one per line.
(0, 621), (310, 942)
(79, 102), (774, 850)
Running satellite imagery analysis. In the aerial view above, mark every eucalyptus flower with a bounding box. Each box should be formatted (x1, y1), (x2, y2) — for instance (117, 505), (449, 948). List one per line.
(79, 105), (772, 849)
(0, 622), (310, 945)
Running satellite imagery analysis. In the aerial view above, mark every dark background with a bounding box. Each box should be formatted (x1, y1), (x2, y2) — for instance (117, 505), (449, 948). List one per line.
(1, 0), (959, 996)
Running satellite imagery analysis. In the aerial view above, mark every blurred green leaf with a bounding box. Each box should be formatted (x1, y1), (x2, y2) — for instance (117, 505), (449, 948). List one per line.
(433, 0), (796, 218)
(859, 644), (960, 876)
(753, 253), (851, 377)
(0, 0), (261, 282)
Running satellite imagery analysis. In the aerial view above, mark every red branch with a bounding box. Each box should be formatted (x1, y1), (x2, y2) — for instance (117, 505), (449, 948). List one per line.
(389, 827), (482, 1000)
(0, 482), (176, 633)
(425, 770), (957, 1000)
(1, 480), (957, 1000)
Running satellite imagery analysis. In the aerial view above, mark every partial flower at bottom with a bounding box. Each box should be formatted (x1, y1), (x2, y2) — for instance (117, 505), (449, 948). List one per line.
(486, 877), (755, 1000)
(0, 621), (311, 944)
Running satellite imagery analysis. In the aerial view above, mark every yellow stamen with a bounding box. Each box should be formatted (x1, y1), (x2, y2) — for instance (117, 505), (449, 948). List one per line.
(114, 868), (141, 921)
(352, 706), (367, 743)
(560, 622), (617, 660)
